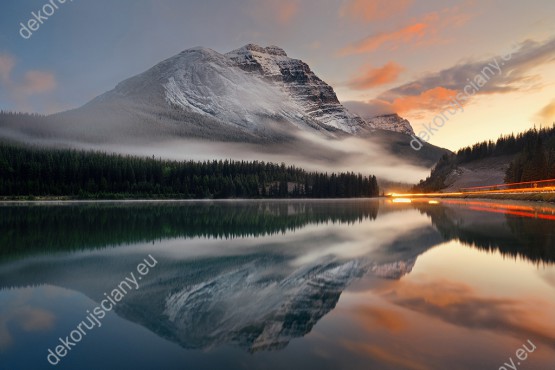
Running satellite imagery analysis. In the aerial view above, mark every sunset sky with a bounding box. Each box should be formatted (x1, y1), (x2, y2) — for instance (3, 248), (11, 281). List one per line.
(1, 0), (554, 150)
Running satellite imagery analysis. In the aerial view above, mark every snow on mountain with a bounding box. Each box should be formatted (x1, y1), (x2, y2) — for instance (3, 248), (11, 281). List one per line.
(163, 259), (366, 351)
(156, 44), (365, 135)
(226, 44), (364, 133)
(160, 47), (313, 132)
(362, 114), (415, 136)
(341, 101), (416, 136)
(76, 44), (391, 139)
(370, 258), (416, 279)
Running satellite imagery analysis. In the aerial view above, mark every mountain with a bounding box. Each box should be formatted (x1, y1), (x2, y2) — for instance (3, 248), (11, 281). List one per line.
(49, 44), (364, 142)
(59, 44), (401, 139)
(341, 101), (417, 136)
(0, 44), (449, 181)
(225, 44), (368, 134)
(362, 114), (415, 136)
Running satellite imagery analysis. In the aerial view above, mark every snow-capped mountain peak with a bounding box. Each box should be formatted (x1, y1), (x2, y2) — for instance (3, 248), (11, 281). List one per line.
(363, 113), (415, 136)
(112, 43), (363, 136)
(55, 44), (421, 144)
(226, 44), (292, 78)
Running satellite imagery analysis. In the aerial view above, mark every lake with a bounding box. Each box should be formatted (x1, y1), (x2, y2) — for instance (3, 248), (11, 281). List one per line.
(0, 199), (554, 370)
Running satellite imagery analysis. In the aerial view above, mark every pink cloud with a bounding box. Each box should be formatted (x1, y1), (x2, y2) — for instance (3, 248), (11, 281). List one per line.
(19, 71), (57, 95)
(0, 52), (58, 112)
(277, 1), (299, 24)
(15, 306), (56, 332)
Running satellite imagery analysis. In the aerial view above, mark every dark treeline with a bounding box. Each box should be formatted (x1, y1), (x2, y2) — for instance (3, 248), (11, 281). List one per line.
(415, 203), (555, 264)
(0, 111), (56, 138)
(0, 111), (44, 118)
(505, 133), (555, 183)
(0, 143), (379, 198)
(0, 201), (380, 260)
(415, 125), (555, 191)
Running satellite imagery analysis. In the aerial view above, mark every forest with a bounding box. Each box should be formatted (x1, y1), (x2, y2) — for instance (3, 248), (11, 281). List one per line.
(0, 142), (379, 199)
(414, 124), (555, 191)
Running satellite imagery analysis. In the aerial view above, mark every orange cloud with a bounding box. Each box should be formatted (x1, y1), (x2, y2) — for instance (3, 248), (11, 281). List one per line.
(380, 279), (555, 346)
(385, 279), (474, 307)
(347, 61), (404, 89)
(341, 0), (413, 22)
(277, 1), (299, 24)
(340, 23), (428, 55)
(340, 4), (473, 55)
(390, 87), (458, 115)
(352, 305), (408, 332)
(360, 36), (555, 118)
(536, 99), (555, 122)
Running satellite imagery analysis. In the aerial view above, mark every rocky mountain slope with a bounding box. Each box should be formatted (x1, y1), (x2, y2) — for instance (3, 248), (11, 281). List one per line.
(441, 155), (514, 191)
(363, 114), (415, 136)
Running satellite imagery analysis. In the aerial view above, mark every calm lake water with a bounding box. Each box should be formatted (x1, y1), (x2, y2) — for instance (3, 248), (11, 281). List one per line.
(0, 199), (554, 370)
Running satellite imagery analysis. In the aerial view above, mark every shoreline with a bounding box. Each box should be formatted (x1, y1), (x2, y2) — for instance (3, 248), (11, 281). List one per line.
(0, 196), (382, 204)
(408, 193), (555, 203)
(2, 194), (555, 204)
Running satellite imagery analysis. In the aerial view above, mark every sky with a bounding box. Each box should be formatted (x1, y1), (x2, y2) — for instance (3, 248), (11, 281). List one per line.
(0, 0), (554, 151)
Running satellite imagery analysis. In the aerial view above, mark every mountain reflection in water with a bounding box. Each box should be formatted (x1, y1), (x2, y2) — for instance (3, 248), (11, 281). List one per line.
(0, 199), (553, 370)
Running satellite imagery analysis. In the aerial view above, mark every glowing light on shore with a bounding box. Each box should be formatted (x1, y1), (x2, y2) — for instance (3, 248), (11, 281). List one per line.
(392, 198), (412, 203)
